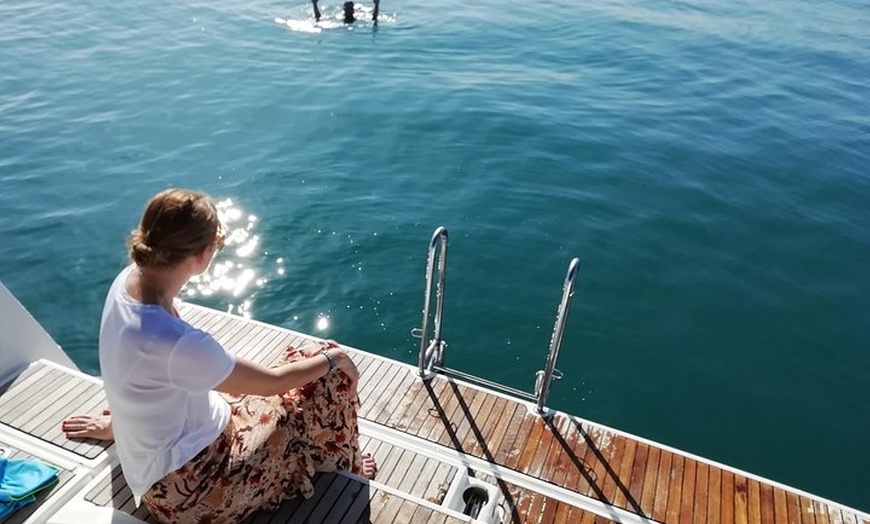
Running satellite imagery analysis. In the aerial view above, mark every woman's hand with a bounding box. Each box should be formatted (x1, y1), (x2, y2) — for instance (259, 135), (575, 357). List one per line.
(329, 348), (360, 392)
(61, 409), (114, 441)
(311, 341), (360, 392)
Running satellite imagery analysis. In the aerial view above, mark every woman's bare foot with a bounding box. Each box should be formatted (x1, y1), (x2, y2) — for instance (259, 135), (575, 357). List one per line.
(360, 452), (378, 479)
(61, 409), (114, 441)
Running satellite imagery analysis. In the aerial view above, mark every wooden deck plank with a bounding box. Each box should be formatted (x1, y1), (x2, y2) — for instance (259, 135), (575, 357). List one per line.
(583, 426), (616, 501)
(799, 494), (817, 524)
(369, 488), (405, 523)
(749, 479), (763, 524)
(392, 498), (423, 524)
(375, 369), (421, 426)
(539, 496), (562, 524)
(408, 453), (442, 504)
(258, 332), (305, 368)
(626, 441), (650, 516)
(514, 490), (537, 524)
(482, 399), (523, 464)
(547, 413), (585, 490)
(652, 445), (673, 522)
(18, 374), (94, 432)
(707, 460), (722, 524)
(433, 383), (478, 449)
(665, 454), (685, 524)
(30, 381), (101, 436)
(208, 314), (245, 345)
(640, 444), (661, 518)
(230, 325), (282, 367)
(513, 413), (547, 475)
(600, 427), (628, 505)
(525, 491), (547, 524)
(721, 470), (735, 524)
(11, 371), (85, 430)
(451, 379), (491, 454)
(460, 386), (499, 456)
(339, 484), (378, 524)
(378, 447), (415, 489)
(285, 473), (338, 524)
(569, 422), (606, 496)
(612, 432), (639, 509)
(418, 379), (463, 443)
(259, 329), (300, 366)
(566, 421), (598, 495)
(351, 353), (379, 385)
(679, 457), (697, 524)
(405, 377), (450, 436)
(357, 360), (391, 416)
(421, 461), (455, 505)
(839, 512), (858, 524)
(499, 410), (538, 471)
(528, 415), (564, 480)
(397, 453), (429, 493)
(0, 364), (54, 410)
(240, 328), (293, 367)
(814, 500), (832, 524)
(320, 477), (367, 523)
(829, 508), (846, 524)
(760, 483), (776, 524)
(773, 486), (790, 524)
(734, 475), (749, 524)
(36, 385), (101, 439)
(371, 368), (417, 426)
(409, 505), (441, 524)
(553, 500), (573, 524)
(1, 367), (65, 422)
(357, 357), (392, 413)
(385, 376), (426, 430)
(692, 461), (709, 524)
(187, 306), (227, 336)
(227, 323), (269, 360)
(578, 505), (598, 524)
(305, 474), (352, 524)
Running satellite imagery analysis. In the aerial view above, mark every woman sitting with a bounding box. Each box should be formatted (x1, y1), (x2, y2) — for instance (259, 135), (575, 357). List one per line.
(61, 188), (376, 524)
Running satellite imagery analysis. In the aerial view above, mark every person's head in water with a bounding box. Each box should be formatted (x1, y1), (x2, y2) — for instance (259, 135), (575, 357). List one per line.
(343, 1), (355, 23)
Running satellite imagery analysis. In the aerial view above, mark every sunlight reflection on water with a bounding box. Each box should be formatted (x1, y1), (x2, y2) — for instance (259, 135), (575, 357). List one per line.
(182, 198), (282, 318)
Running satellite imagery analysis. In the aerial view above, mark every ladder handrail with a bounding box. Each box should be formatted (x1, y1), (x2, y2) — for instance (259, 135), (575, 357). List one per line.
(535, 257), (581, 417)
(417, 226), (448, 377)
(413, 227), (580, 418)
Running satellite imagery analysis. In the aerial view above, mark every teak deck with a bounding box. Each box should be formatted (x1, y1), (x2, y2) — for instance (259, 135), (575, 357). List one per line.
(0, 302), (866, 523)
(178, 304), (867, 524)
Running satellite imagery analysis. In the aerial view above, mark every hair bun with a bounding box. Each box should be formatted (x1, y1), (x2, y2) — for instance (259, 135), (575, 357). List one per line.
(127, 229), (170, 267)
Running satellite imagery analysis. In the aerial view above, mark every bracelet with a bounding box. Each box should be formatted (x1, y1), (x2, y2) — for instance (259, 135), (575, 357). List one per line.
(323, 350), (337, 372)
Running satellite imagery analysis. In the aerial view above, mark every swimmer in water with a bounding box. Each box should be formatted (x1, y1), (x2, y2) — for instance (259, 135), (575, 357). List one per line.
(311, 0), (380, 23)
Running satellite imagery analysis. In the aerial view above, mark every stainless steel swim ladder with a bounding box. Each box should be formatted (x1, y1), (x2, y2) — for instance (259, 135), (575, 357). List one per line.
(411, 227), (581, 418)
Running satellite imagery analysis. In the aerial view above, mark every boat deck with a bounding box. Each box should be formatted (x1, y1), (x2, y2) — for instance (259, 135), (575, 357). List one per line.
(0, 303), (867, 523)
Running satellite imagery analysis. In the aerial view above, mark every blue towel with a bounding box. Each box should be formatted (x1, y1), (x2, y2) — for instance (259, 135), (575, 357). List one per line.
(0, 456), (58, 519)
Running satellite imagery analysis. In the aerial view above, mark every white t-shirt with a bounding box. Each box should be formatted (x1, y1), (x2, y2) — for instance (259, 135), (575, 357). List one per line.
(99, 265), (236, 503)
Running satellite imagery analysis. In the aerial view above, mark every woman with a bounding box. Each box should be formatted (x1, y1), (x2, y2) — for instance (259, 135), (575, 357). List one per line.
(61, 188), (377, 523)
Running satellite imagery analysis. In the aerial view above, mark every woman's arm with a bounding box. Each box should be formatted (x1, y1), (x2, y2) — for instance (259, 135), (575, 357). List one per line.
(216, 348), (358, 396)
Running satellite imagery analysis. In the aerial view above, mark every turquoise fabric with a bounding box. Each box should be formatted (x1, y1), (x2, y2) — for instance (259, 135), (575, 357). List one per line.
(0, 456), (58, 519)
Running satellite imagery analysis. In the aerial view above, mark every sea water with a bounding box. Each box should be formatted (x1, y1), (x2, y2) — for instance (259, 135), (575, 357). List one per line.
(1, 0), (868, 511)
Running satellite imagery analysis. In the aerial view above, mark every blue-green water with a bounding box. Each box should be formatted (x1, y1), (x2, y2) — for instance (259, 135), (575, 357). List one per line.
(2, 0), (869, 512)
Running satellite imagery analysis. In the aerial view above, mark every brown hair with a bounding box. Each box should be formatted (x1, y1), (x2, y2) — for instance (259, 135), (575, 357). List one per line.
(127, 189), (221, 268)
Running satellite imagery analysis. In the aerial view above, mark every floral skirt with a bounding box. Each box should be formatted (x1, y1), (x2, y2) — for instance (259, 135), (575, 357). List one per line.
(141, 341), (362, 524)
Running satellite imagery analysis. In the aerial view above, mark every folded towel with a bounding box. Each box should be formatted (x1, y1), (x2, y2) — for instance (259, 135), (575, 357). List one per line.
(0, 456), (59, 519)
